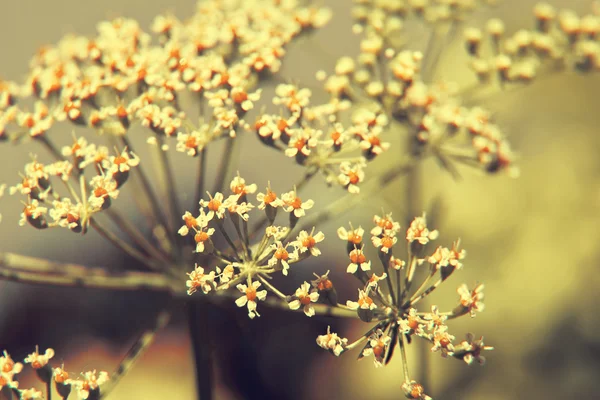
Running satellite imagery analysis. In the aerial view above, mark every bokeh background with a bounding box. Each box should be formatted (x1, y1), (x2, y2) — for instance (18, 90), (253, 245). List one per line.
(1, 0), (600, 399)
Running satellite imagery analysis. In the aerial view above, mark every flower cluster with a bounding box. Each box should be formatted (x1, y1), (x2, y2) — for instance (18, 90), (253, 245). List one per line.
(464, 3), (600, 84)
(0, 0), (331, 149)
(7, 145), (137, 233)
(249, 83), (391, 193)
(1, 347), (108, 400)
(183, 175), (325, 319)
(353, 0), (497, 31)
(314, 213), (492, 399)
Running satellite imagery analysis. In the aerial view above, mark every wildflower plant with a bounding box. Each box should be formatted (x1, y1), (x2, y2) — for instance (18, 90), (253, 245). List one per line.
(1, 0), (598, 398)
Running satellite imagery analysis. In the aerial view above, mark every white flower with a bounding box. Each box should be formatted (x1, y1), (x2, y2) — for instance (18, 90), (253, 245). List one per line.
(316, 326), (348, 356)
(346, 289), (376, 310)
(186, 265), (216, 295)
(347, 246), (371, 274)
(457, 283), (485, 317)
(295, 229), (324, 256)
(361, 329), (392, 367)
(288, 282), (320, 317)
(281, 189), (314, 218)
(406, 213), (438, 245)
(235, 281), (267, 319)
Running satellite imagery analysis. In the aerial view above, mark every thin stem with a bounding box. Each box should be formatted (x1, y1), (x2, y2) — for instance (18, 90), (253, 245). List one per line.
(99, 309), (172, 399)
(381, 258), (396, 306)
(399, 333), (411, 383)
(257, 274), (286, 299)
(105, 208), (172, 265)
(89, 218), (162, 271)
(229, 216), (250, 260)
(119, 136), (175, 250)
(193, 148), (207, 210)
(154, 135), (181, 241)
(403, 254), (419, 300)
(215, 219), (240, 260)
(212, 137), (237, 194)
(187, 298), (213, 400)
(46, 381), (51, 400)
(0, 252), (177, 292)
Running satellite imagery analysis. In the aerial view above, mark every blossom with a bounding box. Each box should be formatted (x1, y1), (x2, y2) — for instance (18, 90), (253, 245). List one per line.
(256, 183), (284, 210)
(70, 370), (109, 399)
(422, 305), (447, 331)
(193, 225), (216, 253)
(295, 229), (324, 256)
(337, 224), (364, 245)
(288, 282), (320, 317)
(103, 149), (140, 174)
(281, 189), (314, 218)
(316, 326), (348, 356)
(362, 329), (392, 367)
(0, 351), (23, 390)
(230, 174), (257, 197)
(454, 333), (494, 365)
(186, 265), (216, 295)
(430, 325), (455, 357)
(268, 241), (298, 276)
(371, 213), (400, 236)
(235, 281), (267, 319)
(338, 161), (365, 194)
(457, 283), (485, 317)
(372, 232), (397, 253)
(200, 192), (228, 220)
(24, 347), (54, 369)
(346, 289), (377, 310)
(402, 380), (432, 400)
(366, 272), (387, 290)
(347, 246), (371, 274)
(406, 213), (439, 245)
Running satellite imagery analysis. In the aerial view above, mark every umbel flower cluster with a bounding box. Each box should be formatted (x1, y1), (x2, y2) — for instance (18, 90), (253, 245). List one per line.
(3, 0), (596, 398)
(184, 192), (492, 400)
(0, 347), (108, 400)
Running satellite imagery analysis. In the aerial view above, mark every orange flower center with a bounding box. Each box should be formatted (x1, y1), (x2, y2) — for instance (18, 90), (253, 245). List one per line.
(348, 232), (362, 244)
(347, 171), (360, 185)
(358, 295), (373, 308)
(207, 198), (221, 211)
(381, 236), (394, 248)
(289, 196), (302, 209)
(184, 215), (197, 228)
(232, 90), (248, 104)
(264, 190), (277, 204)
(300, 295), (311, 306)
(185, 136), (198, 149)
(195, 231), (209, 243)
(317, 279), (333, 291)
(277, 118), (288, 132)
(372, 343), (385, 358)
(302, 236), (316, 248)
(275, 247), (289, 260)
(232, 184), (245, 195)
(349, 250), (366, 264)
(94, 187), (108, 198)
(245, 286), (257, 301)
(294, 138), (307, 151)
(67, 213), (79, 224)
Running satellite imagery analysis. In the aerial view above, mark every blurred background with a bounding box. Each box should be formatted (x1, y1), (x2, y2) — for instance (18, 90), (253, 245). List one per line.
(1, 0), (600, 399)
